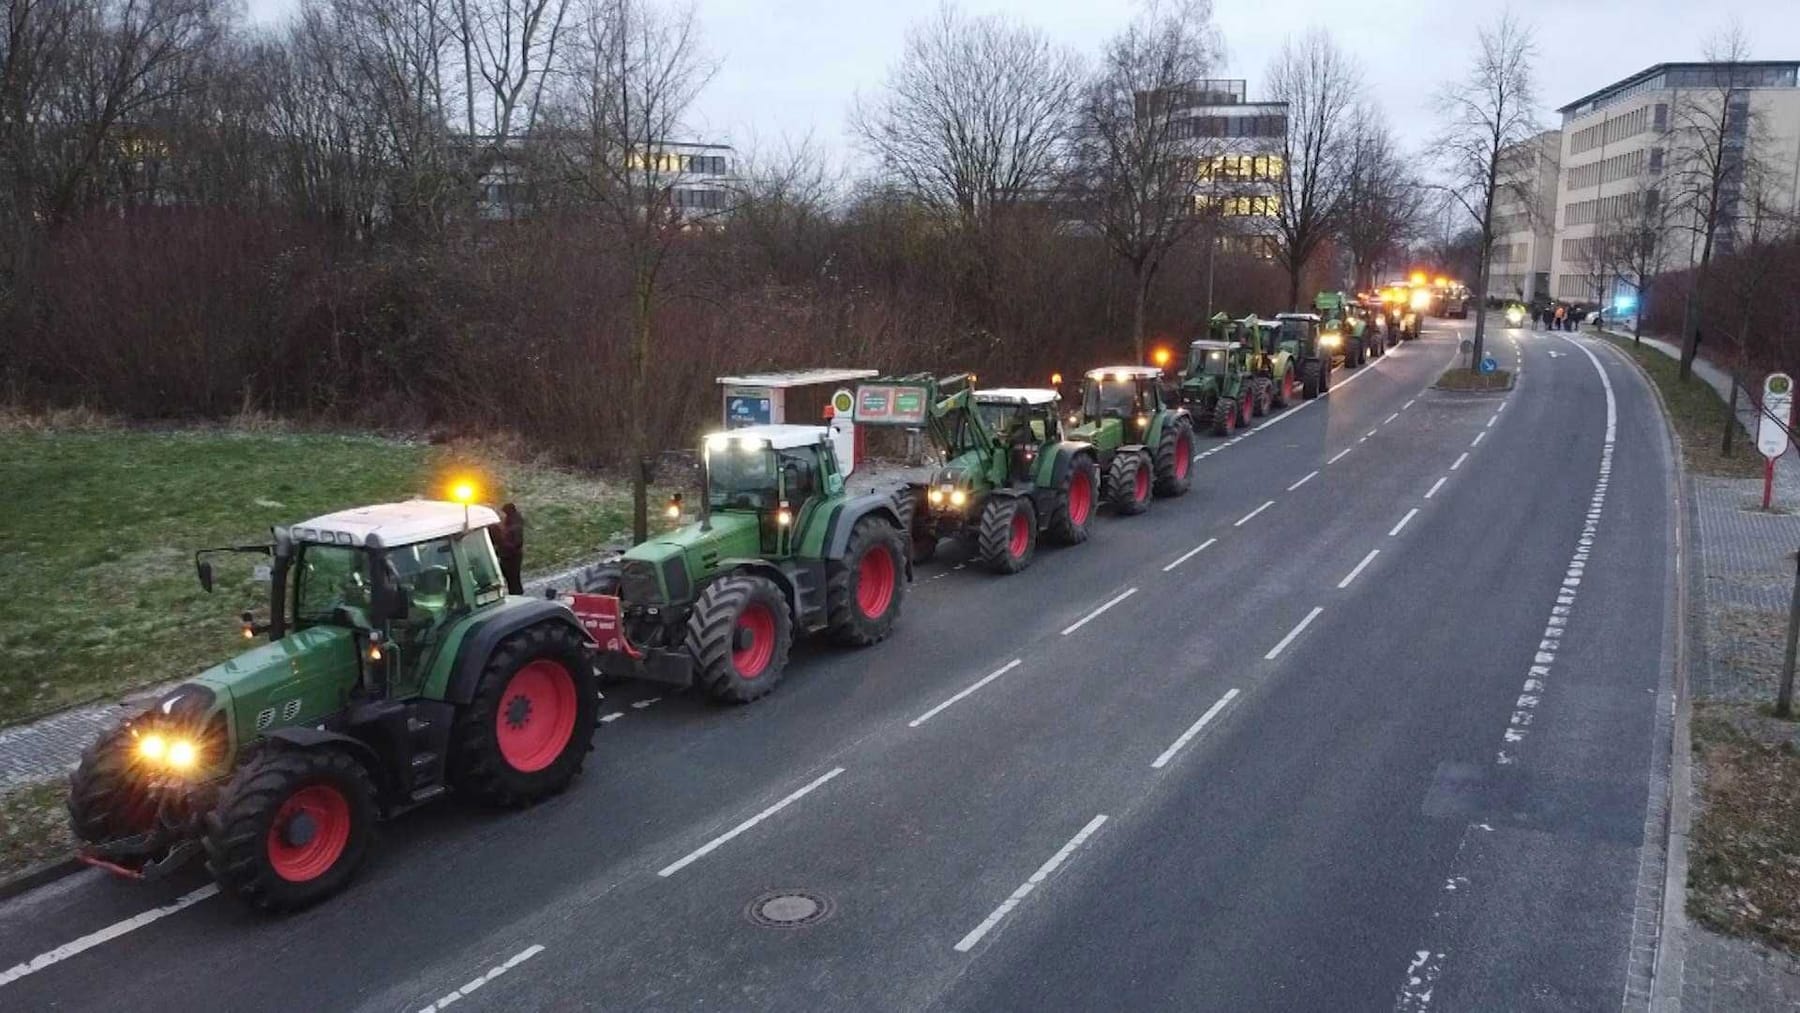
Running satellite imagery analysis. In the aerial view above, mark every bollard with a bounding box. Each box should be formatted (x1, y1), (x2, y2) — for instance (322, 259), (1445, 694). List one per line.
(1780, 548), (1800, 719)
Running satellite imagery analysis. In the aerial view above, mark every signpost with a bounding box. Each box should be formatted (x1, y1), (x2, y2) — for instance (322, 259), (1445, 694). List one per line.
(1759, 372), (1793, 510)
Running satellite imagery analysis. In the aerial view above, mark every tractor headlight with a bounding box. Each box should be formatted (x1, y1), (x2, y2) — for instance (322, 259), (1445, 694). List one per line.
(1135, 414), (1148, 428)
(1320, 333), (1342, 348)
(167, 739), (198, 770)
(949, 489), (967, 508)
(928, 488), (945, 505)
(138, 733), (167, 761)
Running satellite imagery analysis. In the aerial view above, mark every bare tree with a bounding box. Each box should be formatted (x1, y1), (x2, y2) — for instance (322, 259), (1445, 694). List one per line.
(452, 0), (569, 214)
(545, 0), (712, 541)
(1668, 24), (1774, 379)
(1432, 11), (1537, 371)
(1071, 0), (1221, 361)
(1338, 103), (1424, 292)
(1266, 28), (1360, 310)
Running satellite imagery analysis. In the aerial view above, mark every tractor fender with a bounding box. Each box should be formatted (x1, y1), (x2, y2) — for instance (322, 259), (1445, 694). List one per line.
(1036, 441), (1093, 489)
(714, 559), (802, 618)
(441, 600), (592, 706)
(264, 726), (394, 801)
(822, 495), (907, 561)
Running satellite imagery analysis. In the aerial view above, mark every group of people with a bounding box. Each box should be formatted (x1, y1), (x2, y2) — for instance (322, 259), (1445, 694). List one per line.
(1534, 303), (1592, 331)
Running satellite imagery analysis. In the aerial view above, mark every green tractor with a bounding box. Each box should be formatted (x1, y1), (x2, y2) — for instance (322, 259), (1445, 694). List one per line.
(1272, 312), (1334, 400)
(1176, 320), (1260, 436)
(1067, 366), (1197, 506)
(69, 501), (601, 912)
(1314, 291), (1384, 368)
(574, 424), (910, 704)
(856, 374), (1098, 575)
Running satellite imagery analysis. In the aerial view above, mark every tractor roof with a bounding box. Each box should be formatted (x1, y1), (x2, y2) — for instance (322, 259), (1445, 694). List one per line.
(1085, 366), (1164, 381)
(1189, 339), (1238, 351)
(705, 424), (829, 451)
(291, 501), (501, 548)
(975, 387), (1059, 406)
(1275, 313), (1321, 322)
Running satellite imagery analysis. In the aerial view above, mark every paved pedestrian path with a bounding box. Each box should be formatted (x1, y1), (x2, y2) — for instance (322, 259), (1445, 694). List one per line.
(1613, 330), (1800, 1009)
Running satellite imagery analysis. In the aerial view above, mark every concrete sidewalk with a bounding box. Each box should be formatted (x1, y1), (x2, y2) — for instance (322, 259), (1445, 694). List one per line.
(1611, 329), (1800, 1010)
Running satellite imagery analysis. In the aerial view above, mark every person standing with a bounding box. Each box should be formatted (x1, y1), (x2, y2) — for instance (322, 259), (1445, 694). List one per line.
(496, 502), (526, 595)
(1554, 304), (1566, 331)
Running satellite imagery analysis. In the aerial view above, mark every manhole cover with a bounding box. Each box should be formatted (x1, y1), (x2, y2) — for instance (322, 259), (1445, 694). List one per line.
(746, 890), (834, 929)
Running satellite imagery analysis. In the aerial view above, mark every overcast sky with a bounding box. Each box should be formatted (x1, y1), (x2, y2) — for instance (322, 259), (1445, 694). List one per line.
(243, 0), (1798, 169)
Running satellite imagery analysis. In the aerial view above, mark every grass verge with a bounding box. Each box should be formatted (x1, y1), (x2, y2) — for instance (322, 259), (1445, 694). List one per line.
(0, 421), (659, 724)
(1434, 367), (1514, 391)
(1599, 334), (1765, 479)
(0, 778), (73, 881)
(1690, 706), (1800, 953)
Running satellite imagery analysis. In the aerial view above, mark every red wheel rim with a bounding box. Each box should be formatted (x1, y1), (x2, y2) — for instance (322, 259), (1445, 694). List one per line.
(1224, 405), (1235, 433)
(496, 659), (579, 773)
(267, 784), (351, 883)
(1008, 509), (1030, 558)
(1133, 464), (1150, 502)
(1068, 468), (1093, 525)
(856, 544), (896, 618)
(1283, 372), (1294, 402)
(1175, 434), (1191, 479)
(1242, 393), (1253, 426)
(733, 601), (777, 678)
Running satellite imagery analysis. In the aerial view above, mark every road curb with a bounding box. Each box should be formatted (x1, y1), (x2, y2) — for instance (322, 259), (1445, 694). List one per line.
(1598, 334), (1695, 1010)
(0, 855), (84, 903)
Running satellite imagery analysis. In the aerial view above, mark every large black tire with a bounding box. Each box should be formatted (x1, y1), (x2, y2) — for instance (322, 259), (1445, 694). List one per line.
(1320, 358), (1333, 392)
(573, 562), (621, 595)
(1152, 418), (1194, 498)
(687, 575), (794, 703)
(203, 747), (377, 912)
(1250, 378), (1272, 417)
(452, 622), (598, 805)
(1107, 450), (1152, 515)
(826, 515), (907, 646)
(68, 730), (158, 844)
(1300, 359), (1321, 400)
(1212, 395), (1238, 436)
(977, 495), (1037, 574)
(1045, 453), (1101, 545)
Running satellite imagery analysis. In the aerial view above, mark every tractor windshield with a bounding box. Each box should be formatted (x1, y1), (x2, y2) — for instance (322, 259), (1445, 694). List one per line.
(1189, 346), (1229, 376)
(294, 544), (371, 623)
(1083, 379), (1137, 419)
(707, 444), (778, 511)
(974, 401), (1024, 436)
(1278, 320), (1312, 345)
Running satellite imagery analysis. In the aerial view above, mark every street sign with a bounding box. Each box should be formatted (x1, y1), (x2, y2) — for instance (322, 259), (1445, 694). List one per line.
(1759, 373), (1792, 460)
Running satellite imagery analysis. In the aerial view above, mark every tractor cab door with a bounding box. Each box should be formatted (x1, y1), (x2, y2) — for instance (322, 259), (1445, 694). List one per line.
(380, 536), (468, 697)
(777, 447), (826, 557)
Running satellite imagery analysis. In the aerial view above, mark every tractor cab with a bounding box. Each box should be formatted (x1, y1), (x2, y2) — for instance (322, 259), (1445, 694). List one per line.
(1274, 313), (1323, 357)
(701, 424), (843, 556)
(975, 388), (1063, 482)
(1185, 338), (1239, 378)
(1079, 366), (1167, 424)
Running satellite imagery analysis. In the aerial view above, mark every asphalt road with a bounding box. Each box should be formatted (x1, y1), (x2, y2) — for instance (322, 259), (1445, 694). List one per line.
(0, 320), (1677, 1012)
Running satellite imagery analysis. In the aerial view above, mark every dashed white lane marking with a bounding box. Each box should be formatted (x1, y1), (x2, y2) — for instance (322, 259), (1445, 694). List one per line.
(1151, 689), (1241, 769)
(419, 945), (546, 1013)
(1234, 501), (1275, 527)
(1470, 431), (1486, 447)
(909, 660), (1023, 728)
(1265, 607), (1324, 661)
(1060, 587), (1139, 636)
(1329, 448), (1353, 464)
(1404, 399), (1416, 410)
(955, 815), (1108, 953)
(1389, 508), (1419, 537)
(1425, 477), (1448, 499)
(1487, 413), (1499, 427)
(1337, 550), (1381, 589)
(1450, 452), (1469, 470)
(631, 697), (660, 709)
(600, 712), (624, 723)
(1385, 412), (1400, 424)
(1366, 429), (1379, 439)
(657, 768), (846, 877)
(0, 884), (220, 987)
(1162, 538), (1218, 572)
(1288, 470), (1319, 492)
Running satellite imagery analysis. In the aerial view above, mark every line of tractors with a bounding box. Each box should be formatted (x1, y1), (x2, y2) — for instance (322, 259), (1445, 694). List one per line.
(63, 293), (1424, 912)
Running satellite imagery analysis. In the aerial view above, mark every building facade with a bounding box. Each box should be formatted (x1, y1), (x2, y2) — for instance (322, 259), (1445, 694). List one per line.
(1146, 78), (1289, 251)
(475, 139), (736, 220)
(1548, 61), (1800, 306)
(1487, 130), (1561, 303)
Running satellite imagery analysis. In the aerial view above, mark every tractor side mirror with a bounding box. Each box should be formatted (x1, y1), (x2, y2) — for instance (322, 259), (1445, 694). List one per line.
(197, 560), (215, 594)
(372, 584), (412, 622)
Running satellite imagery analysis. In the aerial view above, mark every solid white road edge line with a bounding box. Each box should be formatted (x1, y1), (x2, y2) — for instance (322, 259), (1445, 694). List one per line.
(1287, 470), (1319, 492)
(0, 884), (220, 988)
(954, 815), (1108, 953)
(1234, 501), (1276, 527)
(1265, 607), (1325, 661)
(1425, 477), (1448, 499)
(1337, 550), (1381, 589)
(1389, 508), (1420, 537)
(658, 768), (846, 877)
(1162, 538), (1218, 573)
(1150, 690), (1242, 769)
(1060, 588), (1139, 636)
(418, 945), (546, 1013)
(909, 660), (1024, 728)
